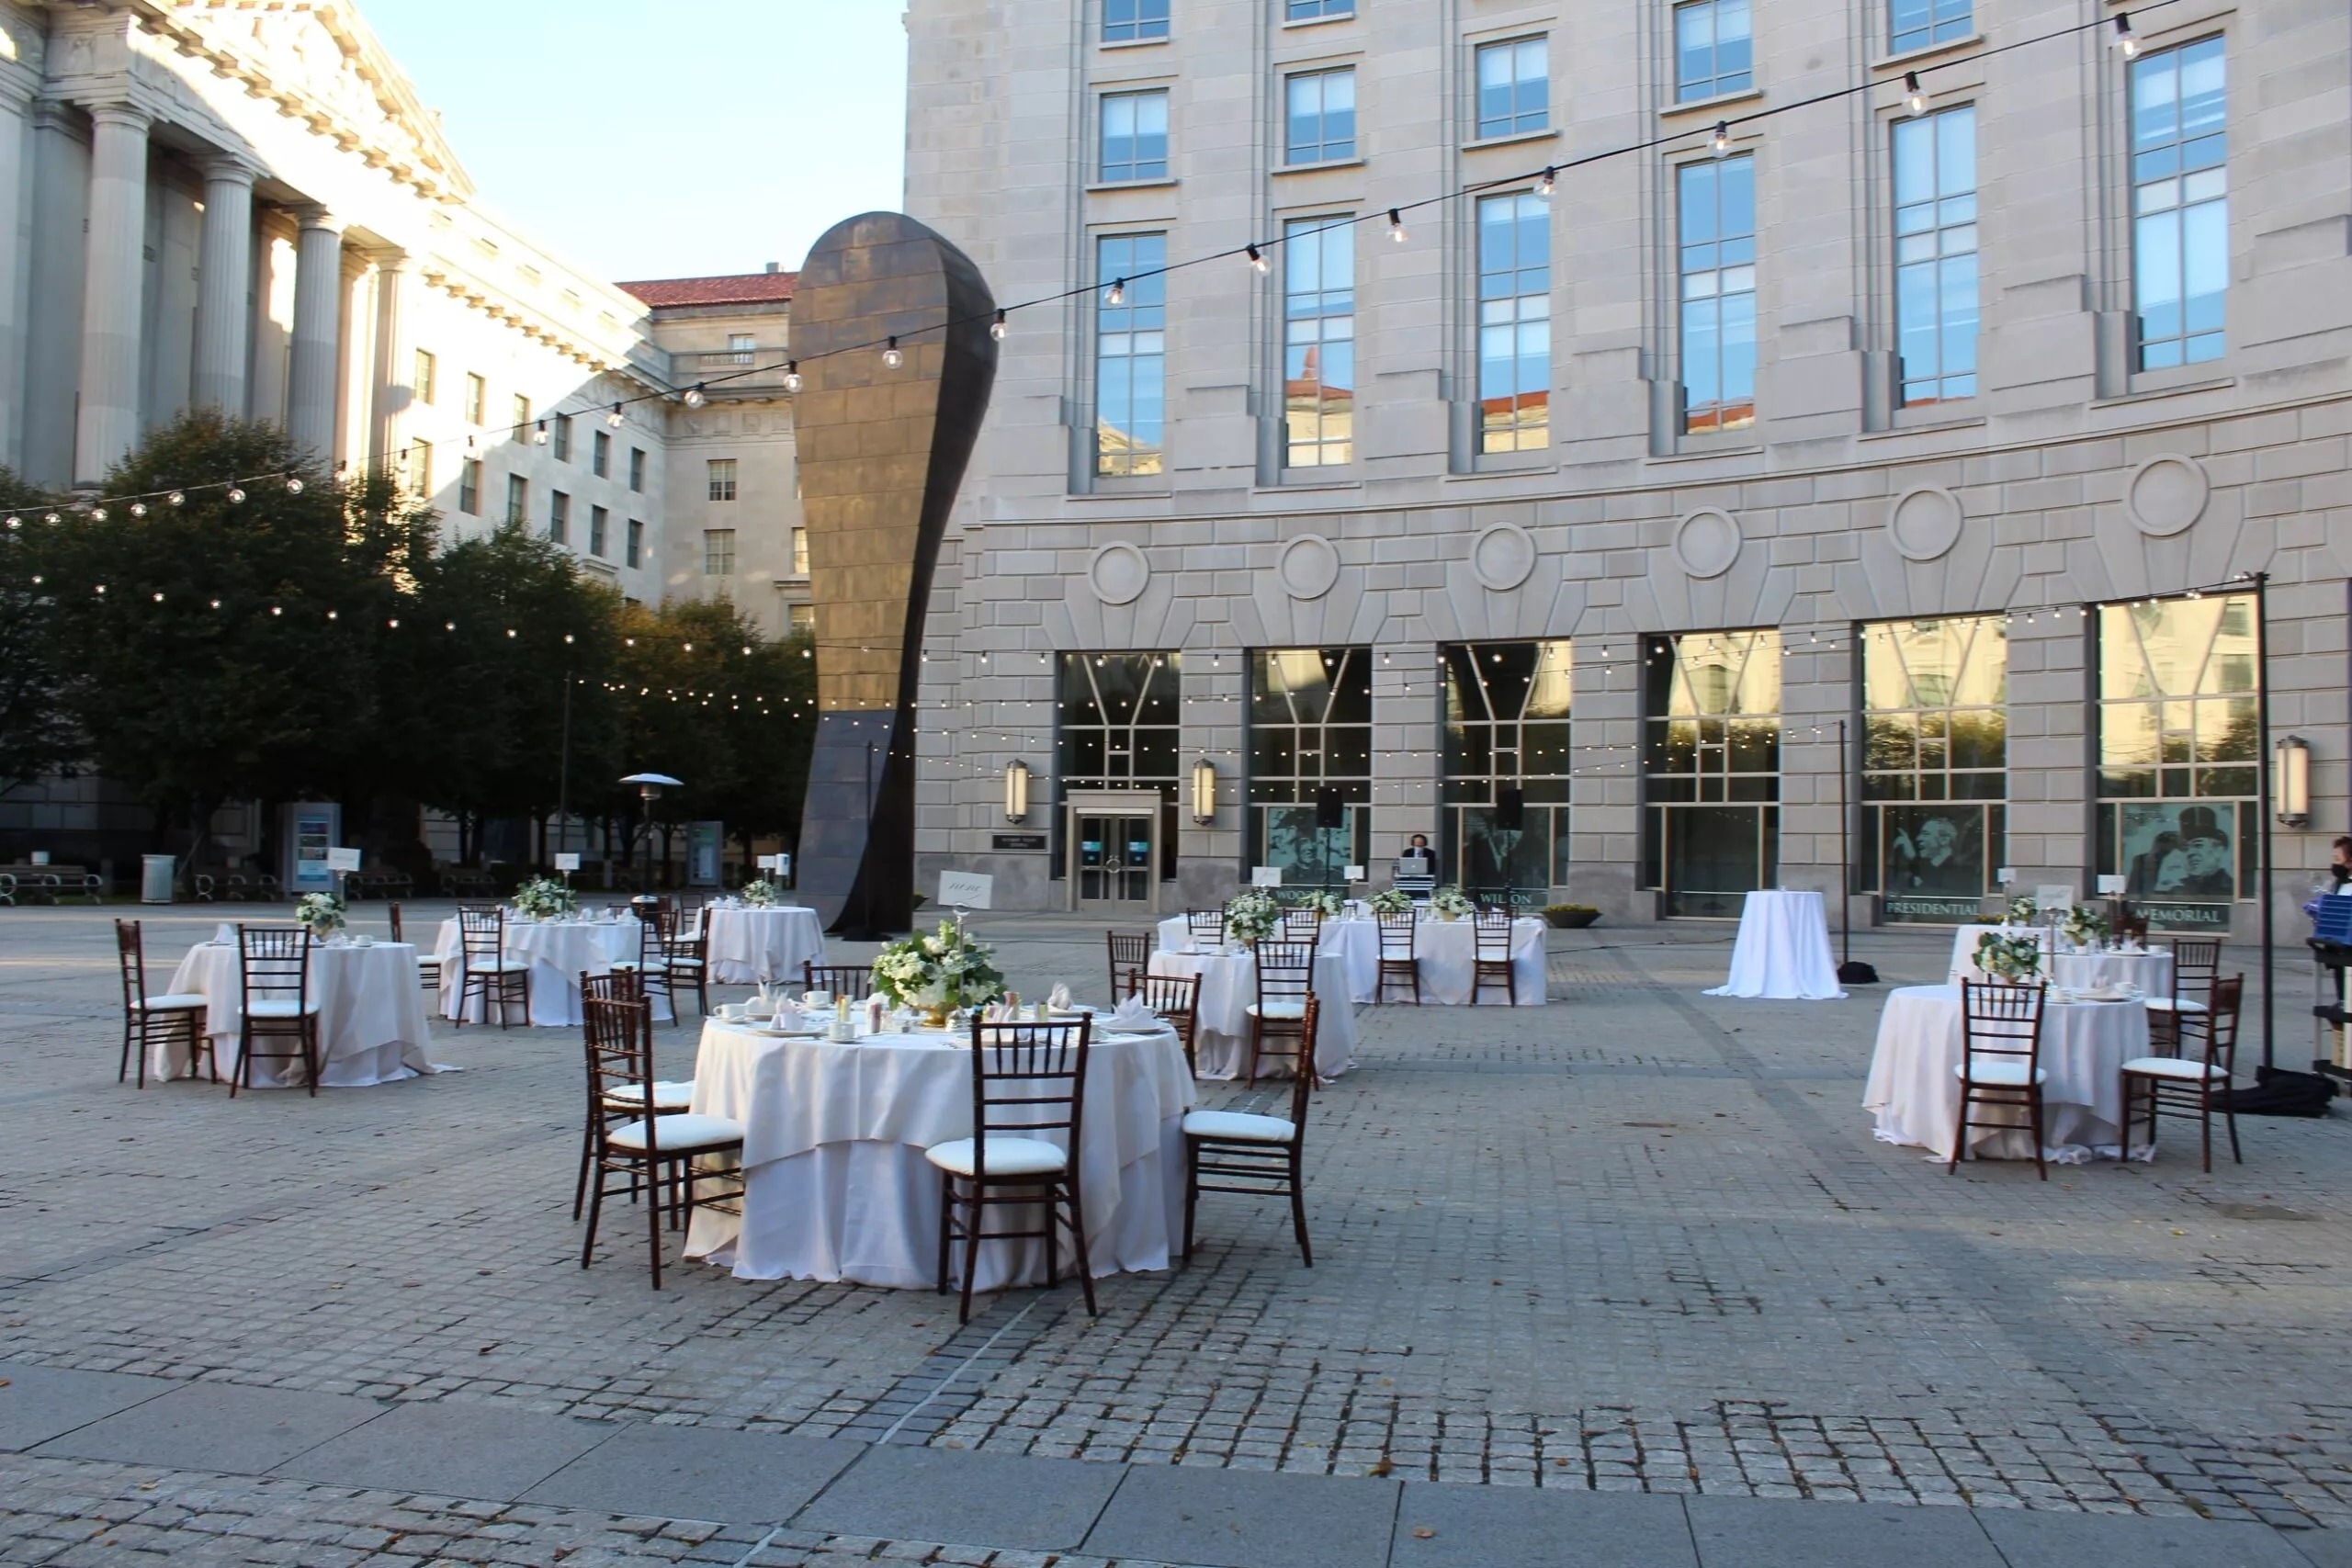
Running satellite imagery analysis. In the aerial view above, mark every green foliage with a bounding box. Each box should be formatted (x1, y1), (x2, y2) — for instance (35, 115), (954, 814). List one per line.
(0, 467), (69, 797)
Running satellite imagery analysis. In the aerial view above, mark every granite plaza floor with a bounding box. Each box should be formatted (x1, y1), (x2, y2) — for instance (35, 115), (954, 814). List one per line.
(2, 901), (2349, 1566)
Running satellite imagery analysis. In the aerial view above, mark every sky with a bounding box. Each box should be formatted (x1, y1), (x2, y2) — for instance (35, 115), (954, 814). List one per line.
(361, 1), (908, 284)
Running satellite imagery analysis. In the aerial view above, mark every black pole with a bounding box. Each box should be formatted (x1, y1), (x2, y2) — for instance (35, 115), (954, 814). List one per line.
(1838, 717), (1852, 968)
(2254, 570), (2276, 1070)
(556, 671), (572, 863)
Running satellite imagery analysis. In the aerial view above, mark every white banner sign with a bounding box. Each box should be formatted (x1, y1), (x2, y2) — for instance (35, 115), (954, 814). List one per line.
(2096, 874), (2127, 896)
(939, 870), (994, 909)
(325, 847), (362, 873)
(1251, 866), (1283, 887)
(553, 852), (581, 872)
(1343, 864), (1366, 883)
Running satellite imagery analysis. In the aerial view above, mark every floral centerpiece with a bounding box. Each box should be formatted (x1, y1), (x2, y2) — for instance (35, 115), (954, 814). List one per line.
(1222, 888), (1283, 946)
(2061, 903), (2109, 949)
(295, 892), (345, 939)
(1301, 889), (1344, 918)
(1973, 929), (2044, 982)
(511, 876), (579, 919)
(1430, 885), (1476, 921)
(737, 878), (780, 908)
(873, 919), (1007, 1025)
(2001, 894), (2040, 928)
(1369, 887), (1415, 916)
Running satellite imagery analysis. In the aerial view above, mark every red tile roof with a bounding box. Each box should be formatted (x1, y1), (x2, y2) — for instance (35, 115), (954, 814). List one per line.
(616, 270), (797, 308)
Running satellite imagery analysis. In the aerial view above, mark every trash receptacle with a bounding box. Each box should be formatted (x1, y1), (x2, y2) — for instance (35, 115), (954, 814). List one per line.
(141, 854), (175, 905)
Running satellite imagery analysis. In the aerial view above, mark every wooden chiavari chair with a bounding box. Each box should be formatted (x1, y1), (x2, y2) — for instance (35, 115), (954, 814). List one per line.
(2148, 936), (2222, 1055)
(1244, 939), (1317, 1085)
(1375, 909), (1420, 1004)
(2123, 973), (2244, 1171)
(1183, 998), (1320, 1266)
(1129, 968), (1203, 1076)
(115, 919), (210, 1089)
(456, 904), (531, 1028)
(234, 924), (321, 1097)
(1185, 908), (1226, 948)
(609, 904), (675, 1018)
(388, 902), (441, 995)
(578, 991), (742, 1288)
(1952, 978), (2050, 1179)
(1471, 907), (1518, 1004)
(1107, 931), (1151, 1001)
(804, 962), (875, 1000)
(572, 969), (696, 1220)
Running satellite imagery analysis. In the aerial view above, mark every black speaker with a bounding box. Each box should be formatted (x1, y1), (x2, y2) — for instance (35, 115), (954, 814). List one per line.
(1315, 786), (1345, 830)
(1494, 787), (1525, 830)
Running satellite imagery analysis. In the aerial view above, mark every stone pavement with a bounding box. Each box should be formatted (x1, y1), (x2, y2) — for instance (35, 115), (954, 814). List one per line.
(2, 902), (2349, 1565)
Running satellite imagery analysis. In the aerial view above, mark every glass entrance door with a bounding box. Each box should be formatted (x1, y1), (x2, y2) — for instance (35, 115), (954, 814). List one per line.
(1072, 811), (1156, 909)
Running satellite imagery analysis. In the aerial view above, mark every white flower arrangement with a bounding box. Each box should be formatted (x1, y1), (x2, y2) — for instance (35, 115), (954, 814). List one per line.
(2061, 903), (2109, 949)
(1368, 887), (1415, 916)
(1430, 885), (1476, 921)
(295, 892), (345, 935)
(872, 919), (1007, 1018)
(511, 876), (579, 919)
(2002, 894), (2040, 927)
(1973, 929), (2044, 982)
(1302, 889), (1344, 918)
(737, 878), (780, 908)
(1222, 889), (1283, 946)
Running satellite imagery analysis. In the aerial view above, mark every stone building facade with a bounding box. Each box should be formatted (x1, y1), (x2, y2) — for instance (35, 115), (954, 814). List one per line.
(902, 0), (2352, 936)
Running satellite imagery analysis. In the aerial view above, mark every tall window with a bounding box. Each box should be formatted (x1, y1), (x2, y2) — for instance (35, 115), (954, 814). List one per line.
(1100, 90), (1169, 183)
(504, 472), (526, 525)
(2097, 594), (2257, 931)
(1283, 217), (1353, 468)
(1675, 0), (1751, 102)
(1104, 0), (1169, 42)
(704, 528), (735, 575)
(1476, 193), (1550, 454)
(1474, 38), (1547, 140)
(727, 332), (755, 366)
(1679, 154), (1757, 433)
(2132, 37), (2227, 370)
(1284, 69), (1355, 164)
(463, 373), (485, 424)
(1891, 0), (1970, 55)
(589, 505), (609, 557)
(549, 490), (571, 545)
(511, 394), (531, 436)
(551, 412), (572, 461)
(1894, 106), (1978, 406)
(458, 457), (480, 515)
(1442, 641), (1572, 899)
(1094, 232), (1167, 477)
(1057, 652), (1182, 880)
(1249, 649), (1373, 880)
(1286, 0), (1351, 18)
(628, 448), (646, 491)
(1862, 615), (2007, 922)
(413, 350), (437, 405)
(592, 429), (611, 477)
(791, 526), (809, 577)
(626, 518), (643, 569)
(1641, 629), (1781, 917)
(403, 440), (432, 499)
(707, 458), (738, 501)
(788, 603), (815, 633)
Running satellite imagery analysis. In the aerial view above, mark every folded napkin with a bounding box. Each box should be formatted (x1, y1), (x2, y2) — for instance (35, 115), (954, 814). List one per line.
(1106, 994), (1156, 1031)
(213, 923), (236, 945)
(1048, 982), (1072, 1011)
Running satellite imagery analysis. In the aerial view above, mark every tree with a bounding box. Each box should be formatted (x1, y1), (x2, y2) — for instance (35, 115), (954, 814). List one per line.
(0, 468), (71, 800)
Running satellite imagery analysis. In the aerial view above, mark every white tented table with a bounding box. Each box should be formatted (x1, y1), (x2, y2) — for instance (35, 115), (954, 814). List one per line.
(1146, 947), (1358, 1078)
(702, 905), (828, 986)
(1862, 982), (2153, 1163)
(1705, 890), (1846, 999)
(164, 939), (438, 1087)
(432, 915), (671, 1027)
(683, 1019), (1195, 1289)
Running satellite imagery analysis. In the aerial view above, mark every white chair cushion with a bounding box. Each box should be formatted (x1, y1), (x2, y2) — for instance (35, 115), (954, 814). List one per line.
(1182, 1110), (1296, 1143)
(133, 993), (210, 1011)
(605, 1079), (695, 1111)
(609, 959), (651, 972)
(1246, 1000), (1308, 1020)
(665, 956), (705, 969)
(606, 1113), (743, 1153)
(922, 1135), (1068, 1177)
(1955, 1059), (2046, 1087)
(467, 959), (531, 973)
(2121, 1055), (2227, 1081)
(2143, 997), (2210, 1014)
(246, 998), (320, 1018)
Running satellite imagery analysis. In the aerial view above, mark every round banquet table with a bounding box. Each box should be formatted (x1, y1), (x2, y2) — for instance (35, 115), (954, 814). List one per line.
(683, 1018), (1196, 1288)
(1862, 982), (2153, 1163)
(1706, 889), (1845, 999)
(1155, 915), (1544, 1008)
(164, 938), (438, 1088)
(432, 914), (672, 1027)
(701, 904), (828, 986)
(1146, 948), (1359, 1078)
(1947, 926), (2175, 996)
(1158, 914), (1378, 1003)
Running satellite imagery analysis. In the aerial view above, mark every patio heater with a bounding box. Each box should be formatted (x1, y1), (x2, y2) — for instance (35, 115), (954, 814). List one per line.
(621, 773), (683, 893)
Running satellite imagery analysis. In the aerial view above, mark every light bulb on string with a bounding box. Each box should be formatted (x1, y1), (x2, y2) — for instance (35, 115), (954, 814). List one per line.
(1105, 277), (1125, 306)
(2113, 12), (2139, 57)
(43, 512), (58, 525)
(882, 337), (905, 369)
(167, 491), (184, 507)
(226, 487), (244, 503)
(1386, 209), (1408, 243)
(130, 502), (146, 517)
(285, 478), (303, 494)
(533, 421), (549, 446)
(606, 403), (625, 428)
(1905, 72), (1928, 114)
(1246, 244), (1269, 273)
(1534, 166), (1556, 197)
(1711, 120), (1731, 155)
(683, 384), (707, 408)
(90, 507), (106, 521)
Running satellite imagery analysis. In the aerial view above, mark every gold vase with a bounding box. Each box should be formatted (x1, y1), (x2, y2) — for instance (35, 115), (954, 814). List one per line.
(922, 1004), (953, 1029)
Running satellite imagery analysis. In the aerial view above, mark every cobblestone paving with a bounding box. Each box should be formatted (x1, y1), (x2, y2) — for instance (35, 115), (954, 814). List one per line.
(5, 905), (2352, 1557)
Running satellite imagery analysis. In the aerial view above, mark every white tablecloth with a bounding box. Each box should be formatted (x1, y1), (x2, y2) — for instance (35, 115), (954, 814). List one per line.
(164, 940), (438, 1088)
(1146, 949), (1359, 1078)
(432, 916), (672, 1026)
(1862, 983), (2153, 1163)
(1158, 915), (1379, 1003)
(703, 905), (828, 986)
(1157, 915), (1544, 1008)
(1706, 890), (1845, 999)
(1947, 926), (2175, 996)
(684, 1020), (1195, 1289)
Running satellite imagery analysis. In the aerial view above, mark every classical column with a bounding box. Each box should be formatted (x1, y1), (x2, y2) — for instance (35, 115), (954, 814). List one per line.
(284, 204), (344, 457)
(72, 102), (151, 488)
(366, 250), (405, 471)
(0, 78), (35, 470)
(190, 154), (257, 414)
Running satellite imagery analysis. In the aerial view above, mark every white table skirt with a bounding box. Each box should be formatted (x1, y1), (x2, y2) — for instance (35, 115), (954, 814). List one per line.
(684, 1021), (1195, 1288)
(1862, 983), (2154, 1163)
(1147, 949), (1359, 1079)
(433, 916), (672, 1027)
(1707, 890), (1845, 1000)
(1158, 915), (1378, 1003)
(1157, 916), (1544, 1008)
(164, 941), (437, 1088)
(703, 905), (828, 986)
(1948, 927), (2175, 997)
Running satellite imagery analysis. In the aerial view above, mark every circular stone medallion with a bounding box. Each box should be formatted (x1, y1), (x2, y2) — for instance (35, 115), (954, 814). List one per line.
(1277, 534), (1342, 600)
(2125, 454), (2211, 537)
(1672, 508), (1743, 580)
(1470, 523), (1538, 592)
(1885, 486), (1964, 562)
(1086, 541), (1151, 605)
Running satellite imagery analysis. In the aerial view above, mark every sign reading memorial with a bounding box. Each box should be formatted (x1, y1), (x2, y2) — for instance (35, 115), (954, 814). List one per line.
(2120, 801), (2237, 930)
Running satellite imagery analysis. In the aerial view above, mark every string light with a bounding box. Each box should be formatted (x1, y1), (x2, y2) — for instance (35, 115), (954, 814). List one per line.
(682, 384), (707, 408)
(1386, 209), (1408, 243)
(2113, 12), (2140, 57)
(606, 403), (625, 428)
(284, 477), (302, 494)
(225, 487), (244, 503)
(1711, 120), (1732, 155)
(1246, 244), (1269, 273)
(166, 491), (183, 507)
(882, 337), (904, 368)
(1534, 166), (1556, 197)
(1905, 72), (1928, 114)
(989, 311), (1008, 342)
(89, 507), (106, 521)
(1105, 278), (1125, 306)
(533, 420), (549, 446)
(129, 502), (146, 517)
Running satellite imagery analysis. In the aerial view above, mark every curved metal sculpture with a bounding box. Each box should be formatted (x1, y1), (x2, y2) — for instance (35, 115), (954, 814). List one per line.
(789, 212), (997, 936)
